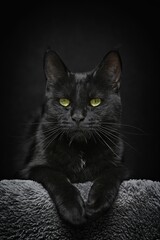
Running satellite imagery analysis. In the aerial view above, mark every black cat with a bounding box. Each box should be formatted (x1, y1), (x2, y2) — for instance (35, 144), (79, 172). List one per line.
(20, 49), (128, 225)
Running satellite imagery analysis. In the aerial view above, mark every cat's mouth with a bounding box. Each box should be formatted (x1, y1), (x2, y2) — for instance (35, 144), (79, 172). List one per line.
(72, 129), (85, 136)
(68, 128), (89, 142)
(61, 123), (92, 141)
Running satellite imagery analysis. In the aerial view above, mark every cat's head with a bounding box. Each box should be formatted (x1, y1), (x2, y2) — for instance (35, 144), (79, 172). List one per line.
(43, 49), (122, 142)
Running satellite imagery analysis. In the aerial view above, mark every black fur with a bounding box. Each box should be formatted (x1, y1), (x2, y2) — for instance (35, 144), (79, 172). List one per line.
(20, 50), (128, 225)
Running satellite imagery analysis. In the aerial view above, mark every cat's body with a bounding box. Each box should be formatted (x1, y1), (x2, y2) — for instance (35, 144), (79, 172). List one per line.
(20, 50), (128, 225)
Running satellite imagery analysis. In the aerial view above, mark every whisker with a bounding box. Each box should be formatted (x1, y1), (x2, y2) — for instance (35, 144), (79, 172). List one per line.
(43, 130), (63, 151)
(40, 128), (61, 140)
(17, 126), (60, 146)
(35, 127), (62, 150)
(100, 124), (131, 142)
(99, 126), (137, 152)
(21, 121), (59, 126)
(98, 128), (121, 150)
(59, 130), (66, 141)
(90, 131), (97, 144)
(94, 130), (120, 159)
(102, 122), (146, 133)
(42, 126), (61, 134)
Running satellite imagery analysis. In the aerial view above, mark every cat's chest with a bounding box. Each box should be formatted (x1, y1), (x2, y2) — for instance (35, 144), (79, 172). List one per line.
(67, 151), (86, 174)
(47, 142), (110, 182)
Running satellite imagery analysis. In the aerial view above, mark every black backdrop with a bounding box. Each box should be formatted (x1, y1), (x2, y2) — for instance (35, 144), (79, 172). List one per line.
(1, 3), (160, 180)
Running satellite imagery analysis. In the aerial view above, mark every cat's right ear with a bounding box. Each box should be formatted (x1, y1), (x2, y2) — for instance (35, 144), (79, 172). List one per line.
(43, 49), (68, 83)
(95, 50), (122, 93)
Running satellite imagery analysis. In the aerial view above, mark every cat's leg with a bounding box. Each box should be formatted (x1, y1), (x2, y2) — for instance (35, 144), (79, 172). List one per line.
(86, 165), (127, 219)
(25, 165), (86, 225)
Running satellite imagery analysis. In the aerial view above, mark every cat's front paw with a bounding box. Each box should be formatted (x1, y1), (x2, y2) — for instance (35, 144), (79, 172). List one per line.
(86, 182), (117, 219)
(56, 189), (86, 225)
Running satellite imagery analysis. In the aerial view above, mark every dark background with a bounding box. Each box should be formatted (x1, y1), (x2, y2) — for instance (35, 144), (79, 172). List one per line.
(1, 3), (160, 180)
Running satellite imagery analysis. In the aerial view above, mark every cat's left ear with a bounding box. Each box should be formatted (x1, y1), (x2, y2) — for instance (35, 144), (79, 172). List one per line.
(96, 51), (122, 92)
(43, 49), (69, 83)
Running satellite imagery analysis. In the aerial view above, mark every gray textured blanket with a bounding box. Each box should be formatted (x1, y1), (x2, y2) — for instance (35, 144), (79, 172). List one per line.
(0, 179), (160, 240)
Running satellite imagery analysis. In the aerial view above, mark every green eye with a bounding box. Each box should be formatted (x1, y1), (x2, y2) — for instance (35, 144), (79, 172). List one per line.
(90, 98), (102, 107)
(59, 98), (71, 107)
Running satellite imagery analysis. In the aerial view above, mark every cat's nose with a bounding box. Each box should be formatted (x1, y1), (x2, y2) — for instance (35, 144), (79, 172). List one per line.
(71, 112), (85, 124)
